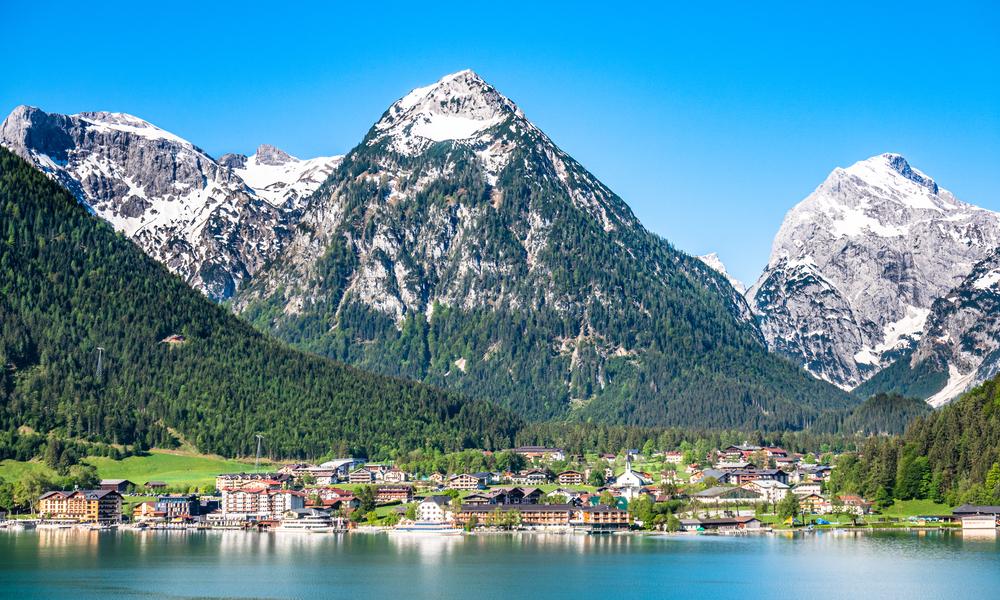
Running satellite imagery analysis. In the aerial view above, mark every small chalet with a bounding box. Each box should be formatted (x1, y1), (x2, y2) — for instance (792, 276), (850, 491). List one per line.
(556, 470), (585, 486)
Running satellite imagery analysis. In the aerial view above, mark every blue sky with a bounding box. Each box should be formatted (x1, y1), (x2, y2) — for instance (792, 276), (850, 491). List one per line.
(2, 1), (997, 284)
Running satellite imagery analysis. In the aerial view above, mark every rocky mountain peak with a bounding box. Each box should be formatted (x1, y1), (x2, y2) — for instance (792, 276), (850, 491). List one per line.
(750, 153), (1000, 390)
(254, 143), (293, 165)
(369, 69), (526, 155)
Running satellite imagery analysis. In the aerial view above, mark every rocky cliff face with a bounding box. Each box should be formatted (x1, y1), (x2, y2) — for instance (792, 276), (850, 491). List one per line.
(0, 106), (340, 299)
(235, 70), (850, 427)
(908, 249), (1000, 405)
(749, 153), (1000, 391)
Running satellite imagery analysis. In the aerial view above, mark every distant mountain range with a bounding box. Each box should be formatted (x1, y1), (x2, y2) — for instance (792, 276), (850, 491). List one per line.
(2, 70), (996, 413)
(0, 107), (340, 299)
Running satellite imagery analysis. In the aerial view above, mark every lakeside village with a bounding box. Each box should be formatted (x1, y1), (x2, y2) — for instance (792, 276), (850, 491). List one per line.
(2, 444), (999, 535)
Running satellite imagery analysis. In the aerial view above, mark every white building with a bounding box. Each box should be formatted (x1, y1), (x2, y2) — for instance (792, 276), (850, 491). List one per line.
(610, 456), (650, 500)
(222, 488), (305, 520)
(741, 480), (790, 503)
(792, 482), (822, 497)
(417, 495), (453, 523)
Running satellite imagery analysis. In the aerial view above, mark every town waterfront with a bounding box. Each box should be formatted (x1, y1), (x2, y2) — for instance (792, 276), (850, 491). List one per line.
(2, 530), (999, 599)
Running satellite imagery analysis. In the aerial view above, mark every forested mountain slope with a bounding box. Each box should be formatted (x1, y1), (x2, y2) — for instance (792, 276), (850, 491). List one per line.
(0, 147), (519, 460)
(235, 70), (855, 430)
(831, 374), (1000, 505)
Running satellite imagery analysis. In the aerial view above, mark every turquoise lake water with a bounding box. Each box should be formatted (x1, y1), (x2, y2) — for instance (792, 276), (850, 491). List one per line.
(2, 529), (999, 599)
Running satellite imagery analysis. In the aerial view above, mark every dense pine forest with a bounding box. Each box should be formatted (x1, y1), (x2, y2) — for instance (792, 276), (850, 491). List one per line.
(829, 375), (1000, 506)
(0, 148), (522, 462)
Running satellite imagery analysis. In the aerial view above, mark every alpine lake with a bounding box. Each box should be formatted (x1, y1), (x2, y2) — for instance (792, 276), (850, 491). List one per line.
(2, 528), (1000, 599)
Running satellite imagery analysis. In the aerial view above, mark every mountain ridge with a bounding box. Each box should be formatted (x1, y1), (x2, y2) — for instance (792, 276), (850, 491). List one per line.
(234, 69), (853, 428)
(0, 105), (341, 300)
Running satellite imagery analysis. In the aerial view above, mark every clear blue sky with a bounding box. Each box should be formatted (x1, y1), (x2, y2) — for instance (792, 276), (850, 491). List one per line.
(3, 1), (998, 284)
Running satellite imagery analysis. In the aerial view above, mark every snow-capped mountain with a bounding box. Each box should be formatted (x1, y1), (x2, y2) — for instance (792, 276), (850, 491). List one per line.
(749, 153), (1000, 390)
(219, 144), (342, 210)
(0, 106), (339, 299)
(698, 253), (745, 294)
(235, 70), (849, 428)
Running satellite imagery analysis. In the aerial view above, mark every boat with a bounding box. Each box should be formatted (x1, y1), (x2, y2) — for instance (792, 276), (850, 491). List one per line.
(392, 521), (463, 535)
(274, 509), (343, 533)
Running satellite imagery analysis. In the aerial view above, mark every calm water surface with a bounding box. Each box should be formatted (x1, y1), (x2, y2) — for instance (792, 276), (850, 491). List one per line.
(2, 529), (999, 599)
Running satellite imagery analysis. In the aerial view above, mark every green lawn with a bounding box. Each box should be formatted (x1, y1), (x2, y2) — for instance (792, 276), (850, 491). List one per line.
(878, 499), (954, 518)
(83, 449), (276, 490)
(2, 450), (277, 491)
(0, 459), (57, 482)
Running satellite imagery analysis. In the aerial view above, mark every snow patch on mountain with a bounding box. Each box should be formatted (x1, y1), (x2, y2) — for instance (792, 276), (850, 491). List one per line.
(223, 144), (342, 209)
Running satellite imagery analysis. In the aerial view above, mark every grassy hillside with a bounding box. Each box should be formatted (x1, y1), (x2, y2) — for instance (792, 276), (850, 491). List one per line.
(0, 147), (521, 462)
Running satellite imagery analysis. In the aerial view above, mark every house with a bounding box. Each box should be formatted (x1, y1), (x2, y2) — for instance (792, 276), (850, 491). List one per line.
(723, 468), (788, 486)
(661, 451), (684, 464)
(763, 447), (788, 459)
(692, 468), (726, 484)
(132, 501), (163, 521)
(833, 495), (872, 515)
(99, 479), (134, 493)
(741, 480), (790, 503)
(447, 473), (487, 490)
(290, 466), (339, 485)
(417, 495), (454, 523)
(715, 461), (753, 471)
(155, 494), (202, 518)
(383, 468), (409, 483)
(375, 485), (414, 505)
(511, 469), (550, 485)
(462, 492), (496, 506)
(511, 446), (566, 462)
(556, 470), (585, 486)
(799, 493), (831, 514)
(953, 505), (1000, 529)
(691, 486), (763, 505)
(792, 482), (823, 497)
(472, 472), (495, 486)
(38, 489), (123, 524)
(721, 444), (763, 460)
(302, 487), (353, 502)
(491, 487), (543, 505)
(348, 468), (376, 484)
(428, 473), (445, 484)
(144, 481), (168, 491)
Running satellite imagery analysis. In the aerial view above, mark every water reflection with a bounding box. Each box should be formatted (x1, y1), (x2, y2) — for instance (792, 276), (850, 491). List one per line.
(1, 529), (998, 600)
